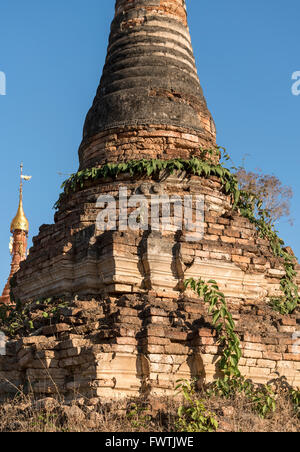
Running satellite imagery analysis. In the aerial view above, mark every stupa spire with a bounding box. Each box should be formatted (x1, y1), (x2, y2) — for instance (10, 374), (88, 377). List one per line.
(79, 0), (216, 169)
(0, 164), (30, 305)
(10, 163), (29, 234)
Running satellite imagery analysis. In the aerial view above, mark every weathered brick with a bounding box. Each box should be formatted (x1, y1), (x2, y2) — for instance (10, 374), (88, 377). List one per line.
(243, 350), (263, 359)
(256, 359), (276, 369)
(0, 0), (298, 403)
(262, 352), (282, 361)
(232, 255), (251, 264)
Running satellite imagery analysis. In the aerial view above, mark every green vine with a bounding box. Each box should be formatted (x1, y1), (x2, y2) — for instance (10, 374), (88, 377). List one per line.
(185, 278), (242, 378)
(54, 149), (237, 210)
(185, 278), (277, 419)
(237, 191), (299, 314)
(55, 146), (299, 314)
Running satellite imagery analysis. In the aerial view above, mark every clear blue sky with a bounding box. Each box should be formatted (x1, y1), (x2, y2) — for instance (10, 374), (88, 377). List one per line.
(0, 0), (299, 287)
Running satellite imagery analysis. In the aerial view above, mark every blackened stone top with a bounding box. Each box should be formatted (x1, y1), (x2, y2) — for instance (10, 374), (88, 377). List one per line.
(81, 0), (215, 146)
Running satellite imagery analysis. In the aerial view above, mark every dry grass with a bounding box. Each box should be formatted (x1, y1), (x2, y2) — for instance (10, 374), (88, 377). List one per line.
(205, 393), (299, 432)
(0, 391), (298, 432)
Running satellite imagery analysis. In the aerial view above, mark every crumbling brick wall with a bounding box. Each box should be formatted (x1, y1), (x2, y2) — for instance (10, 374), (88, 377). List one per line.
(1, 0), (299, 401)
(0, 294), (299, 402)
(13, 173), (295, 303)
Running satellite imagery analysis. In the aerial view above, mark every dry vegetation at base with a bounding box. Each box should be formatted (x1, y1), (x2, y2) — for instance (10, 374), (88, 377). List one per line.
(0, 392), (298, 433)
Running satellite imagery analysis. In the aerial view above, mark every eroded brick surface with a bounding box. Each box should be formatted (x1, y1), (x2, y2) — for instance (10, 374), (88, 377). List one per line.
(81, 0), (215, 167)
(0, 294), (299, 401)
(1, 1), (299, 400)
(13, 174), (297, 303)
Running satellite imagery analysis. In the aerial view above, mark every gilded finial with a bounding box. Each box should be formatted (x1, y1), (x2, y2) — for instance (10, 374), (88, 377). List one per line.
(10, 163), (29, 233)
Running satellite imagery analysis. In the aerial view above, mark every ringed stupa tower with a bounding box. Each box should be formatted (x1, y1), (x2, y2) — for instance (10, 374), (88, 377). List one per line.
(15, 0), (220, 301)
(0, 164), (29, 305)
(0, 1), (299, 399)
(80, 0), (216, 170)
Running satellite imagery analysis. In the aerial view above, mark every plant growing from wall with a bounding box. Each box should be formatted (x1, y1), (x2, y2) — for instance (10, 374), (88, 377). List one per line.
(0, 297), (69, 338)
(236, 191), (299, 315)
(185, 278), (277, 419)
(185, 278), (242, 378)
(54, 153), (237, 210)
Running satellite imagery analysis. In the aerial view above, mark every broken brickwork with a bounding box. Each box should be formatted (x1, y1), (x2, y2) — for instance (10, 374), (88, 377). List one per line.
(0, 0), (299, 400)
(0, 294), (299, 401)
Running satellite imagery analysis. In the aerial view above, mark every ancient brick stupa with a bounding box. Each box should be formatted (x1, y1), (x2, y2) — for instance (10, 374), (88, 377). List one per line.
(0, 0), (299, 400)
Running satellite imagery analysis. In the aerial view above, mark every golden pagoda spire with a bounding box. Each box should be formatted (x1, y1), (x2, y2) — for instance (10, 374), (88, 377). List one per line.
(1, 164), (31, 304)
(10, 163), (29, 233)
